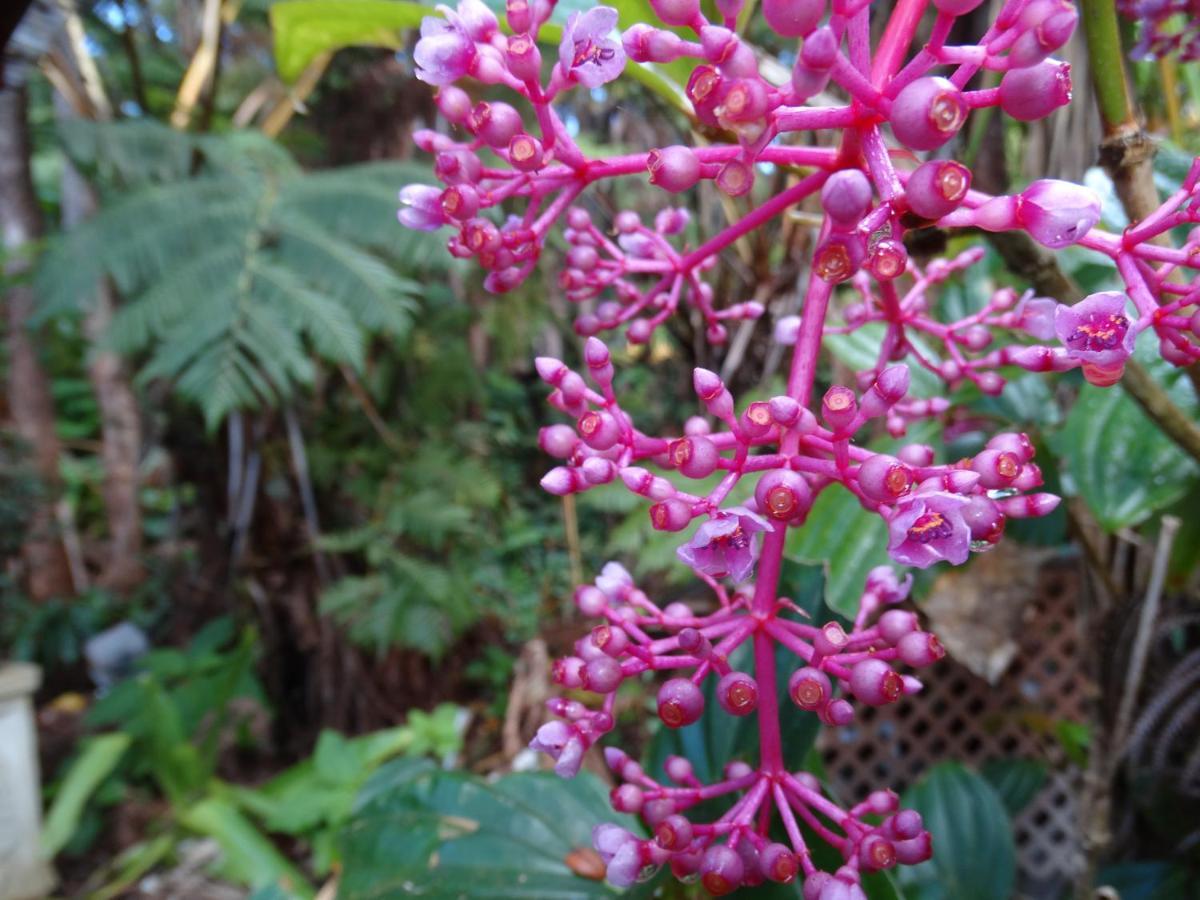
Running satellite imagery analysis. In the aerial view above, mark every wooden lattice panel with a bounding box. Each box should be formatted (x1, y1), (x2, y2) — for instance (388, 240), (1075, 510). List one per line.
(818, 560), (1086, 899)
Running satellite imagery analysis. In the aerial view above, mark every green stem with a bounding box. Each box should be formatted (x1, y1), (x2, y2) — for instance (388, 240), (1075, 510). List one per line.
(1080, 0), (1137, 131)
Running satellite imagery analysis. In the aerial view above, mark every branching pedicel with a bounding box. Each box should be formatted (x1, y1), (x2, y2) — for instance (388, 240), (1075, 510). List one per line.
(398, 0), (1200, 894)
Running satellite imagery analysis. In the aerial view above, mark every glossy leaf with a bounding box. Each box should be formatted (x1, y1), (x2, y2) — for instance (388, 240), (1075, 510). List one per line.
(980, 758), (1047, 816)
(786, 487), (892, 619)
(270, 1), (430, 82)
(1054, 349), (1199, 530)
(340, 766), (641, 897)
(42, 733), (132, 857)
(899, 762), (1016, 900)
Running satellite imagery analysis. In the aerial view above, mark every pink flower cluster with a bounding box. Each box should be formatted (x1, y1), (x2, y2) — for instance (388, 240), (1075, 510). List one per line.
(531, 562), (939, 894)
(395, 0), (1200, 895)
(1118, 0), (1200, 61)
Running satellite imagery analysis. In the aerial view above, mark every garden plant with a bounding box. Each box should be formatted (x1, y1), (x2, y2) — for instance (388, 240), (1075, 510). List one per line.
(394, 0), (1200, 894)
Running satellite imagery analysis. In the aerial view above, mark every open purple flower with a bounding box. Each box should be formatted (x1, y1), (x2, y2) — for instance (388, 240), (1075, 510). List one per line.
(886, 492), (970, 569)
(1015, 292), (1058, 340)
(677, 507), (772, 582)
(1053, 291), (1136, 367)
(1016, 179), (1101, 249)
(529, 720), (585, 777)
(397, 184), (446, 231)
(595, 561), (633, 599)
(413, 7), (477, 86)
(559, 7), (625, 88)
(593, 825), (641, 886)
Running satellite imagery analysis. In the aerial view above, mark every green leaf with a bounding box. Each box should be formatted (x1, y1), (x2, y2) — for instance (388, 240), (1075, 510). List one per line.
(645, 558), (825, 786)
(899, 762), (1017, 900)
(42, 733), (132, 857)
(180, 796), (314, 898)
(270, 1), (431, 82)
(786, 487), (891, 619)
(340, 769), (638, 898)
(980, 758), (1047, 816)
(1053, 350), (1200, 530)
(825, 323), (943, 397)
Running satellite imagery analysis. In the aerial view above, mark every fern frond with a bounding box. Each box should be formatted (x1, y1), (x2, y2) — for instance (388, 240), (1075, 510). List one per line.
(249, 260), (366, 371)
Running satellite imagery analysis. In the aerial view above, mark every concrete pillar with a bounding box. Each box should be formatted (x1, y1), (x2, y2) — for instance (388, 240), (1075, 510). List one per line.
(0, 663), (55, 900)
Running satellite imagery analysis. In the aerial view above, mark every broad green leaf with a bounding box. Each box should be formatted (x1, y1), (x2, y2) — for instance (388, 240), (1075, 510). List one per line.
(980, 758), (1047, 816)
(899, 762), (1016, 900)
(181, 796), (314, 898)
(42, 733), (132, 857)
(270, 1), (430, 82)
(1095, 861), (1193, 900)
(645, 559), (826, 788)
(340, 768), (638, 897)
(1053, 350), (1199, 530)
(787, 487), (891, 619)
(825, 323), (943, 397)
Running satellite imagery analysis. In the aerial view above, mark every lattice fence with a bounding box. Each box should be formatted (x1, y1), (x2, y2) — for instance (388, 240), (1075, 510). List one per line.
(818, 559), (1087, 899)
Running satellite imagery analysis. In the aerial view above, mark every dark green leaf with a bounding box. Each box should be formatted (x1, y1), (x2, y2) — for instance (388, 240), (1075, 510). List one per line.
(1053, 349), (1199, 530)
(980, 758), (1047, 816)
(340, 769), (639, 898)
(899, 762), (1016, 900)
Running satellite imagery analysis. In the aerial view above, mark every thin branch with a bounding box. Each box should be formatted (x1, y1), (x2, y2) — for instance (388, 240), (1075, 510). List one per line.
(1113, 515), (1181, 754)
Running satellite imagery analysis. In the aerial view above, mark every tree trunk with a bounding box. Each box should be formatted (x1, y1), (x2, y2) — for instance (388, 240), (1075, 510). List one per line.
(0, 85), (74, 601)
(56, 97), (145, 592)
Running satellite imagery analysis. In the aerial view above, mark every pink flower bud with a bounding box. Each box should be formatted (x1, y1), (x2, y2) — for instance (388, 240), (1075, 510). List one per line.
(755, 470), (814, 523)
(577, 410), (621, 450)
(648, 146), (702, 193)
(575, 585), (606, 616)
(849, 658), (904, 705)
(740, 401), (775, 438)
(539, 424), (578, 458)
(436, 86), (473, 123)
(591, 622), (629, 657)
(768, 395), (802, 427)
(1000, 59), (1071, 121)
(581, 457), (616, 484)
(553, 656), (585, 687)
(700, 845), (744, 896)
(717, 671), (759, 716)
(583, 655), (622, 693)
(814, 620), (849, 656)
(693, 368), (735, 419)
(761, 843), (799, 883)
(470, 101), (522, 147)
(717, 79), (770, 124)
(716, 159), (755, 197)
(893, 832), (933, 864)
(763, 0), (825, 36)
(650, 498), (693, 532)
(814, 234), (866, 283)
(857, 454), (913, 502)
(610, 783), (643, 813)
(878, 609), (919, 644)
(822, 385), (858, 431)
(970, 448), (1022, 488)
(822, 698), (855, 726)
(506, 32), (542, 80)
(906, 159), (972, 219)
(541, 466), (582, 495)
(896, 631), (946, 667)
(789, 666), (832, 709)
(650, 0), (700, 26)
(857, 835), (897, 873)
(867, 239), (908, 280)
(620, 467), (676, 500)
(668, 435), (721, 478)
(509, 133), (545, 171)
(822, 169), (874, 226)
(890, 77), (967, 151)
(654, 814), (694, 850)
(658, 678), (705, 727)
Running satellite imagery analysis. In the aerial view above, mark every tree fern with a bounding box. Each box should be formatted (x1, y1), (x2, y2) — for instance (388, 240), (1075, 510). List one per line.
(38, 121), (449, 427)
